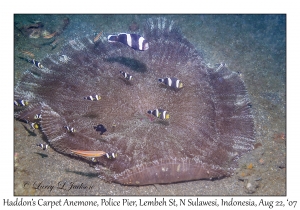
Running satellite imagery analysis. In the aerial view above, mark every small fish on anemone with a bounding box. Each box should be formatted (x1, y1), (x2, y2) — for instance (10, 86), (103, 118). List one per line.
(147, 109), (170, 120)
(105, 152), (117, 159)
(83, 95), (101, 101)
(36, 143), (48, 150)
(64, 126), (76, 133)
(15, 17), (255, 186)
(14, 99), (28, 107)
(34, 114), (42, 120)
(108, 33), (149, 51)
(28, 59), (43, 69)
(120, 70), (133, 80)
(158, 77), (183, 89)
(30, 122), (40, 130)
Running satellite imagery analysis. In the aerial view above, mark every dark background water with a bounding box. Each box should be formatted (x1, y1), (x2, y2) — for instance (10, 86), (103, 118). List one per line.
(13, 14), (286, 195)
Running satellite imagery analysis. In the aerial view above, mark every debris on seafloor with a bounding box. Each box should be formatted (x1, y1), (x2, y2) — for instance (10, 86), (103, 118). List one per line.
(94, 31), (103, 43)
(15, 17), (70, 50)
(16, 21), (45, 38)
(20, 50), (35, 58)
(238, 175), (261, 194)
(258, 158), (265, 165)
(244, 176), (261, 194)
(43, 31), (58, 39)
(247, 163), (253, 169)
(273, 132), (286, 143)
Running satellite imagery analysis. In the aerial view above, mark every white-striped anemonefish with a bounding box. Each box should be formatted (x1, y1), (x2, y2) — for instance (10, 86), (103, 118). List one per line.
(64, 126), (76, 133)
(36, 143), (48, 150)
(120, 70), (133, 80)
(83, 94), (101, 101)
(105, 152), (117, 159)
(147, 109), (170, 120)
(158, 77), (183, 89)
(30, 122), (40, 130)
(14, 99), (28, 106)
(31, 59), (44, 68)
(108, 33), (149, 51)
(34, 114), (42, 119)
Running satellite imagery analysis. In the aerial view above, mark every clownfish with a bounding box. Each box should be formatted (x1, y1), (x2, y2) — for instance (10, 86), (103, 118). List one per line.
(120, 70), (133, 80)
(14, 99), (28, 107)
(31, 59), (44, 69)
(34, 114), (42, 120)
(105, 152), (117, 159)
(83, 94), (101, 101)
(158, 77), (183, 89)
(30, 122), (40, 130)
(147, 109), (170, 120)
(36, 143), (48, 150)
(64, 126), (76, 133)
(108, 33), (149, 51)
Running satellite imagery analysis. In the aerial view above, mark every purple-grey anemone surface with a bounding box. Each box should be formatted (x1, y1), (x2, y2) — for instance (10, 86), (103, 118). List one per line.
(14, 17), (255, 186)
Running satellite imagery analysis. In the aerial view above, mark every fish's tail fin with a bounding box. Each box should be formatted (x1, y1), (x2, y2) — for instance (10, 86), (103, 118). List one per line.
(107, 35), (118, 42)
